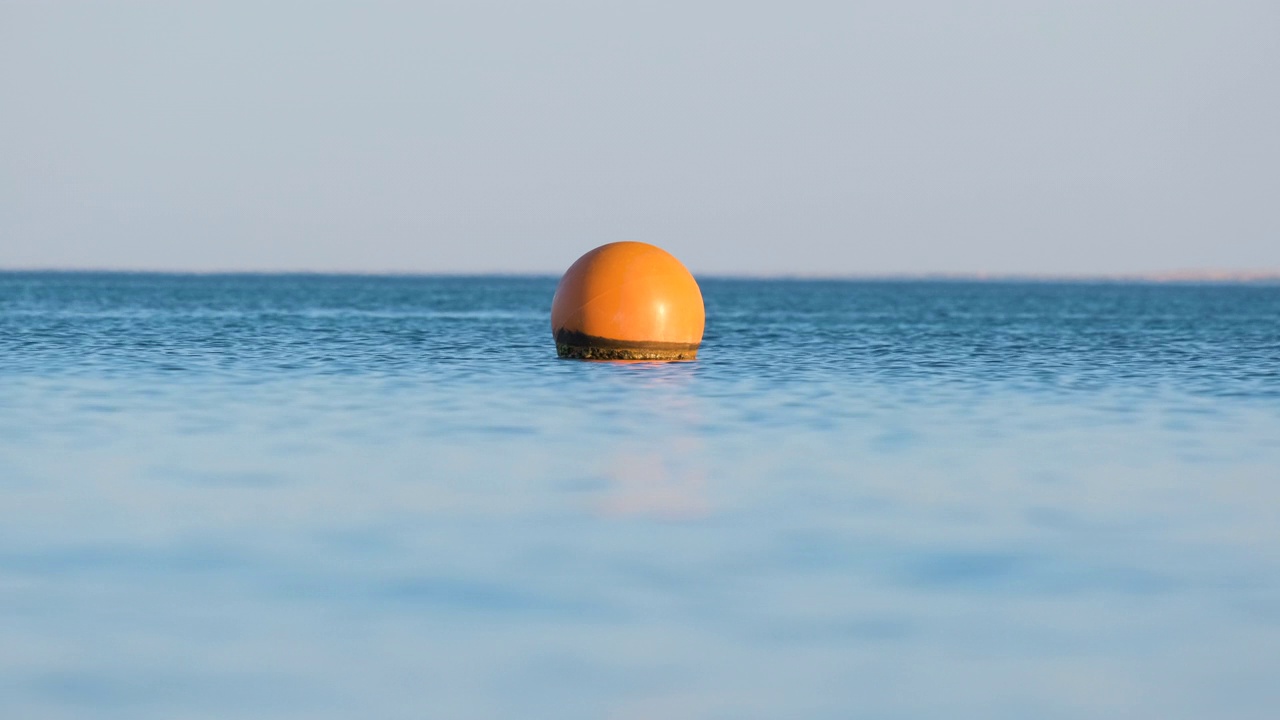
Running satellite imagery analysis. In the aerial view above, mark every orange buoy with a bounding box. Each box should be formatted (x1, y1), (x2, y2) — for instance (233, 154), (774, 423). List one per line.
(551, 242), (705, 361)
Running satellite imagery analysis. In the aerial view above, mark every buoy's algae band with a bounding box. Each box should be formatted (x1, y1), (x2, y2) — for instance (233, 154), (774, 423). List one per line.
(551, 242), (705, 361)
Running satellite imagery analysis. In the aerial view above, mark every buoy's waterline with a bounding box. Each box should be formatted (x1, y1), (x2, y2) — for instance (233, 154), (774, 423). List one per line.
(551, 242), (705, 361)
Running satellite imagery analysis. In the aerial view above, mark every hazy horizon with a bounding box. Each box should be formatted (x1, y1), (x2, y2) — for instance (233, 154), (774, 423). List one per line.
(6, 267), (1280, 285)
(4, 1), (1278, 276)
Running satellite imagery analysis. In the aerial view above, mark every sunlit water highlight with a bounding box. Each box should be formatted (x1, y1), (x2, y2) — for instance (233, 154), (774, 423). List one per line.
(2, 273), (1278, 719)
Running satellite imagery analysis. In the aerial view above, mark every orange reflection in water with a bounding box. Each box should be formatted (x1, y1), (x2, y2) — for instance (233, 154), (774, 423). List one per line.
(593, 439), (709, 520)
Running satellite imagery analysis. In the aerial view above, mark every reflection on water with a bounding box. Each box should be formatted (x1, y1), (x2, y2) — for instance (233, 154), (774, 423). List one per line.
(1, 273), (1279, 719)
(596, 442), (709, 520)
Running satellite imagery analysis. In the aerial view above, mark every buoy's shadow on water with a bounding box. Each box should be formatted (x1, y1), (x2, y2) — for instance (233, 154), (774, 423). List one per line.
(562, 357), (704, 392)
(571, 358), (697, 365)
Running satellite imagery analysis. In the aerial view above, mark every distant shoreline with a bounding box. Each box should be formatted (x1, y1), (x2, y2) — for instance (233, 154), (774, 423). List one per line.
(740, 270), (1280, 284)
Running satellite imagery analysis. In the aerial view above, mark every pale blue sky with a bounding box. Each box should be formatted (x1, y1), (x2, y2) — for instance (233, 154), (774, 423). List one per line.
(3, 1), (1278, 275)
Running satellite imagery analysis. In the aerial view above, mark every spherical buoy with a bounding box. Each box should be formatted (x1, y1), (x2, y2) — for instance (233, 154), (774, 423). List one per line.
(551, 241), (705, 361)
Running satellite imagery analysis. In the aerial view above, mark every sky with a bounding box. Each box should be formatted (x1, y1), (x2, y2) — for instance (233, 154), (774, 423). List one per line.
(2, 1), (1278, 276)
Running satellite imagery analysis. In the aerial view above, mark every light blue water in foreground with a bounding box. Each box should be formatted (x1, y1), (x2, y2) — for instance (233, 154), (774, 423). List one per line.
(2, 273), (1279, 719)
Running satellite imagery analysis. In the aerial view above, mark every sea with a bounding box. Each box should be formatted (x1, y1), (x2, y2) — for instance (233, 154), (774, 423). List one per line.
(1, 272), (1278, 720)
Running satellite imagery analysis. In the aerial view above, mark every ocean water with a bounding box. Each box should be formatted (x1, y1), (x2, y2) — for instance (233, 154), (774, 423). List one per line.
(1, 272), (1278, 720)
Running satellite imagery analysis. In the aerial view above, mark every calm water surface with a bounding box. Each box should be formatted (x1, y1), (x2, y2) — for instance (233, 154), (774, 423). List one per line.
(2, 273), (1279, 719)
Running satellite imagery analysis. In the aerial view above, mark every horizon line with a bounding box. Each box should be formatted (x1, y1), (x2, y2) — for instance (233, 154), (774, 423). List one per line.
(3, 267), (1280, 284)
(2, 266), (1280, 283)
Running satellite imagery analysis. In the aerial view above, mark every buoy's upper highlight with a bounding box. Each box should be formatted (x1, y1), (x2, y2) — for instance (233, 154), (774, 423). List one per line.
(551, 242), (705, 361)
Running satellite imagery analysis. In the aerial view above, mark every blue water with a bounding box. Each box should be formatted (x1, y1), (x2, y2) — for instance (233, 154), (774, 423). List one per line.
(2, 273), (1278, 719)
